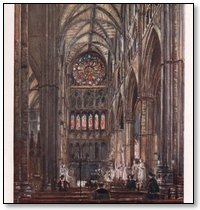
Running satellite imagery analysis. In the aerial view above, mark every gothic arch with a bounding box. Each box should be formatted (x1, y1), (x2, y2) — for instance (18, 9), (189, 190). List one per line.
(142, 28), (161, 93)
(143, 25), (161, 60)
(140, 28), (162, 173)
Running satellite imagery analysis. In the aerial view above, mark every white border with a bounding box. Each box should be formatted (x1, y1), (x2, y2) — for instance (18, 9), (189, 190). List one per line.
(3, 4), (14, 203)
(184, 4), (193, 204)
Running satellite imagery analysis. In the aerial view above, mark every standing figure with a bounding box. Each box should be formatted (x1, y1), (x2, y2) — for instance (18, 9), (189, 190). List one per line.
(60, 163), (66, 176)
(104, 170), (111, 188)
(137, 159), (146, 190)
(117, 163), (123, 179)
(120, 146), (125, 167)
(110, 167), (115, 181)
(126, 175), (136, 191)
(65, 167), (70, 182)
(122, 164), (127, 181)
(58, 175), (70, 192)
(146, 172), (159, 199)
(131, 160), (138, 180)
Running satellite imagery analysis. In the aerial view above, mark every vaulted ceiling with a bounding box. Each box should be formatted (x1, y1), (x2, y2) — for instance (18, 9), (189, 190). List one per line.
(28, 4), (125, 110)
(59, 4), (123, 63)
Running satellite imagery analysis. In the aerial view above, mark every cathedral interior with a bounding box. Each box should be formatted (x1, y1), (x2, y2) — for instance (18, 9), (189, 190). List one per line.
(14, 4), (184, 203)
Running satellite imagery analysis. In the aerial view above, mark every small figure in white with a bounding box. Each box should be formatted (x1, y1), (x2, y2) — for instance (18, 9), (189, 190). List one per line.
(118, 163), (123, 178)
(104, 170), (111, 183)
(120, 146), (125, 166)
(137, 159), (146, 190)
(110, 167), (115, 181)
(156, 174), (162, 185)
(65, 167), (70, 182)
(60, 163), (66, 176)
(122, 164), (127, 181)
(115, 163), (122, 179)
(131, 160), (138, 180)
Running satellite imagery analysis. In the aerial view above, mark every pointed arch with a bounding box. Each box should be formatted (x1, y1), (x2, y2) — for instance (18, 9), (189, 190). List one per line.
(142, 27), (161, 93)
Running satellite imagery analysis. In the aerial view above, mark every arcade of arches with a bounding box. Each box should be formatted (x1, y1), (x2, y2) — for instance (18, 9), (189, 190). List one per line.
(14, 4), (184, 201)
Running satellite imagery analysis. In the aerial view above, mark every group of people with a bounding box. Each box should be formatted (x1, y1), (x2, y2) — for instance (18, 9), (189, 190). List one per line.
(131, 159), (146, 190)
(56, 173), (159, 200)
(123, 171), (160, 199)
(57, 160), (160, 199)
(113, 159), (146, 190)
(109, 159), (160, 199)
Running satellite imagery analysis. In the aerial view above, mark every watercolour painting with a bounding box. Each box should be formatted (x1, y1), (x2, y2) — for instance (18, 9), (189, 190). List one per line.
(3, 3), (194, 204)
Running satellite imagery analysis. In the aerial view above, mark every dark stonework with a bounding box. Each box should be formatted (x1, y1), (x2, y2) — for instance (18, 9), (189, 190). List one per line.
(157, 4), (184, 181)
(14, 4), (32, 200)
(171, 4), (184, 176)
(39, 4), (58, 190)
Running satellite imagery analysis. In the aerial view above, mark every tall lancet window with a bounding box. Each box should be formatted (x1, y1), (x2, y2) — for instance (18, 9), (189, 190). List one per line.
(70, 113), (75, 130)
(100, 113), (106, 130)
(76, 114), (81, 130)
(94, 113), (99, 130)
(88, 114), (93, 130)
(82, 114), (87, 130)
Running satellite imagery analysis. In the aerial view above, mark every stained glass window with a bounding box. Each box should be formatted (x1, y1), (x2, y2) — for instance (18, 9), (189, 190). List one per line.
(100, 113), (106, 130)
(88, 114), (93, 130)
(76, 114), (81, 130)
(70, 114), (75, 130)
(94, 113), (99, 130)
(72, 53), (106, 86)
(82, 114), (87, 130)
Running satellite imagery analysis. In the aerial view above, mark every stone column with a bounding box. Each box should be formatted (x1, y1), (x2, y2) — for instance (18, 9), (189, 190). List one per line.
(156, 5), (173, 181)
(171, 4), (184, 176)
(14, 4), (31, 196)
(160, 4), (171, 169)
(39, 4), (58, 190)
(139, 98), (147, 162)
(125, 118), (134, 167)
(137, 5), (143, 95)
(139, 96), (155, 172)
(14, 4), (22, 191)
(158, 4), (184, 183)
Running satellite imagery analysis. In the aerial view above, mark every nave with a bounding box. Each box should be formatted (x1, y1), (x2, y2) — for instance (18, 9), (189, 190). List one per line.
(13, 4), (184, 203)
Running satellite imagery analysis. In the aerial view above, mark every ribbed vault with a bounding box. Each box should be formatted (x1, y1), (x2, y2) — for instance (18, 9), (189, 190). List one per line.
(59, 4), (122, 63)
